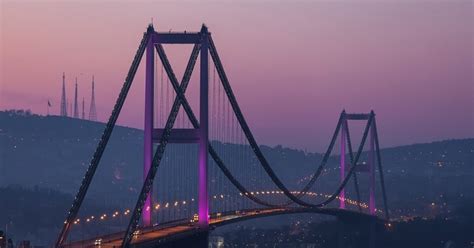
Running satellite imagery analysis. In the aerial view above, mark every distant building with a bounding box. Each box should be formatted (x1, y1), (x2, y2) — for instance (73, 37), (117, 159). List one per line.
(0, 231), (5, 248)
(17, 241), (31, 248)
(0, 231), (13, 248)
(209, 236), (224, 248)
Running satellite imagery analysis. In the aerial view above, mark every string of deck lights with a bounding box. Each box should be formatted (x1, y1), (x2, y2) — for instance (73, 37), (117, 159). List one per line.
(70, 191), (379, 226)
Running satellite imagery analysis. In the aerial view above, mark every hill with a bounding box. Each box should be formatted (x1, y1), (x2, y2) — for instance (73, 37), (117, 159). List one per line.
(1, 110), (473, 212)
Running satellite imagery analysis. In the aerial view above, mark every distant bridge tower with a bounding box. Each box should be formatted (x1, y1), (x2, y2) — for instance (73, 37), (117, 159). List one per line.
(89, 76), (97, 121)
(60, 72), (67, 116)
(73, 78), (79, 118)
(339, 111), (386, 216)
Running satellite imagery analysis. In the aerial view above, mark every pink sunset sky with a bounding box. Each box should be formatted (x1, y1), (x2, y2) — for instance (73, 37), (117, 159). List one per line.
(0, 0), (472, 151)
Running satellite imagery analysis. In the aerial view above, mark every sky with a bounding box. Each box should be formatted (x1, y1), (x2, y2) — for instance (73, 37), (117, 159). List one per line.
(0, 0), (473, 152)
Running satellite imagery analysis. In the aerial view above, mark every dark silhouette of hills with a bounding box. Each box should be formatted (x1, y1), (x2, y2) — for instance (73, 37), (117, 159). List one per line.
(0, 110), (472, 245)
(1, 110), (472, 205)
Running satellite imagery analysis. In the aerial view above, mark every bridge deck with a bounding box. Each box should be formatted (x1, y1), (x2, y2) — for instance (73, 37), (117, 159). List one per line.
(63, 207), (377, 248)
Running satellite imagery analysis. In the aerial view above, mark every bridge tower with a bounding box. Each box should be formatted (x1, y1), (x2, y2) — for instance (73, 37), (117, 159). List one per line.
(339, 111), (382, 215)
(142, 24), (210, 227)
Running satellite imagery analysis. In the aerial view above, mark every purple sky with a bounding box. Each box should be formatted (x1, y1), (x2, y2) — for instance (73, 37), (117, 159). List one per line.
(1, 1), (472, 151)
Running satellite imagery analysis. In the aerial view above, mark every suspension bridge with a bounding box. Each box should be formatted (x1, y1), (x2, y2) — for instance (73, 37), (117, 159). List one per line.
(55, 24), (390, 248)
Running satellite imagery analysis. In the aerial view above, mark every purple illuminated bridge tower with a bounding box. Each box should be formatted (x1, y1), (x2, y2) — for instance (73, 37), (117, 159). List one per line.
(143, 25), (210, 227)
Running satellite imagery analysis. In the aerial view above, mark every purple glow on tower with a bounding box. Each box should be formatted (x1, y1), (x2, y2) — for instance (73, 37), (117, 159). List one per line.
(142, 35), (154, 226)
(198, 27), (209, 227)
(339, 118), (346, 209)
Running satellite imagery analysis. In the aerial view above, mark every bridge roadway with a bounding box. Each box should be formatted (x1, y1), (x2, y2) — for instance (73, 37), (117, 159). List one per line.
(64, 207), (377, 248)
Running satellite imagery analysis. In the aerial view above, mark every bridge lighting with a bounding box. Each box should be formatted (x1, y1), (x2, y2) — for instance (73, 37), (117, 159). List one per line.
(68, 193), (373, 228)
(94, 239), (102, 246)
(192, 214), (199, 222)
(133, 230), (140, 238)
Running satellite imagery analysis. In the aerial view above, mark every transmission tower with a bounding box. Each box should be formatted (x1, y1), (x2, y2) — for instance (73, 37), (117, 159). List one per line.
(60, 72), (67, 116)
(73, 78), (79, 118)
(82, 97), (85, 119)
(89, 76), (97, 121)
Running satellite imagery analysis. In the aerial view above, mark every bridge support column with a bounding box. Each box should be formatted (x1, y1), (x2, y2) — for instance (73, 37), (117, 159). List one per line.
(198, 26), (209, 227)
(339, 115), (346, 209)
(142, 34), (155, 227)
(369, 121), (376, 215)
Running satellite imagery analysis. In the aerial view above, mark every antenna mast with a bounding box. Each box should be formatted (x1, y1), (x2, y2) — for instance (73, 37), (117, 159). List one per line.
(60, 72), (67, 116)
(89, 76), (97, 121)
(73, 78), (79, 118)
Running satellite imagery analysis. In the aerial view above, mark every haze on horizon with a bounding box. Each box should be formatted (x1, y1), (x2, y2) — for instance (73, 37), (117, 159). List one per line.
(0, 0), (472, 152)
